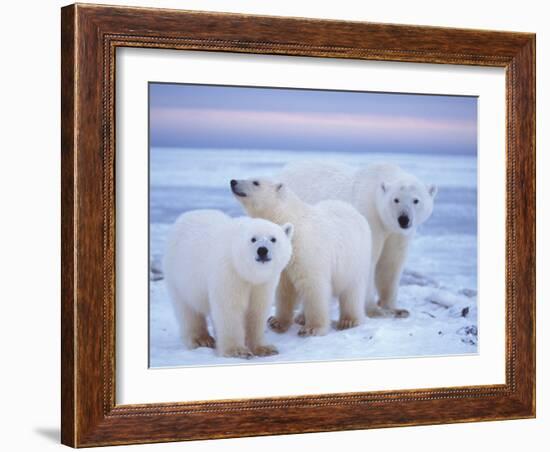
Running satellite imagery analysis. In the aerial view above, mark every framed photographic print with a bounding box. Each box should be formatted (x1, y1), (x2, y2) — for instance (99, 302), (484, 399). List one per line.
(61, 3), (536, 447)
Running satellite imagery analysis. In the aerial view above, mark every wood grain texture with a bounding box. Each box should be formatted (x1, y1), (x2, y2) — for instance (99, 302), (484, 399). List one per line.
(60, 3), (536, 447)
(60, 5), (76, 447)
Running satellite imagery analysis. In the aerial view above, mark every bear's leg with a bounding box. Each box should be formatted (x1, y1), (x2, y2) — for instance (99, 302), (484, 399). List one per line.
(297, 279), (331, 337)
(294, 311), (306, 325)
(366, 237), (393, 318)
(365, 264), (386, 318)
(337, 280), (366, 330)
(365, 238), (389, 318)
(178, 303), (215, 349)
(375, 233), (410, 318)
(268, 271), (297, 333)
(165, 282), (215, 349)
(210, 292), (253, 359)
(246, 283), (279, 357)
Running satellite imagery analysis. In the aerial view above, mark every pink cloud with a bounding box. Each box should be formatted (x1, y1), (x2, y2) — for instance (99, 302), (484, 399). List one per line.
(151, 107), (475, 140)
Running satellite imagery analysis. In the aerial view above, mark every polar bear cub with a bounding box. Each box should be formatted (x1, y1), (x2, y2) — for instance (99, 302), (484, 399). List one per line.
(279, 161), (437, 318)
(163, 210), (293, 358)
(231, 178), (371, 337)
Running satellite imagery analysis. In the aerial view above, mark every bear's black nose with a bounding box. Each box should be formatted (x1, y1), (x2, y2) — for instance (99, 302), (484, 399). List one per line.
(398, 214), (410, 229)
(230, 179), (237, 187)
(257, 246), (268, 257)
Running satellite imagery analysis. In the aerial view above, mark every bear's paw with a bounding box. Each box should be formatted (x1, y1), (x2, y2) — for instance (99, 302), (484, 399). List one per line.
(392, 308), (410, 318)
(252, 344), (279, 357)
(366, 305), (410, 319)
(294, 312), (306, 325)
(268, 316), (291, 333)
(191, 335), (216, 349)
(336, 318), (361, 330)
(222, 346), (254, 359)
(298, 325), (329, 337)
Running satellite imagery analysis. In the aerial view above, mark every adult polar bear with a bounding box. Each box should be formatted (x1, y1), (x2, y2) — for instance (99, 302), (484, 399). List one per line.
(164, 210), (293, 358)
(279, 162), (437, 318)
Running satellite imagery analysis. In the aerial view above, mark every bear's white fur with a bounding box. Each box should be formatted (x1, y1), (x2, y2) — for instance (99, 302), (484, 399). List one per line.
(163, 210), (293, 358)
(231, 178), (371, 337)
(279, 162), (437, 318)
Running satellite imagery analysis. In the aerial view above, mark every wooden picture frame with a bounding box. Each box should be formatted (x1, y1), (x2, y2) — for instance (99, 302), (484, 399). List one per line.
(61, 3), (535, 447)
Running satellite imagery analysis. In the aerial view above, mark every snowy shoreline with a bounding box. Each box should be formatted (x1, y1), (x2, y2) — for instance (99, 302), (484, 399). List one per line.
(149, 267), (478, 368)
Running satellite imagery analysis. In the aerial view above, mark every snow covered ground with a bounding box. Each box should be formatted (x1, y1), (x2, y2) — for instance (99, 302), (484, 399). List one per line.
(149, 147), (478, 367)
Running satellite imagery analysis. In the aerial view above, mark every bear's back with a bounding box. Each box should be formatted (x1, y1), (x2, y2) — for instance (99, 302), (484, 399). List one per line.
(164, 210), (232, 290)
(168, 210), (230, 251)
(357, 163), (413, 186)
(280, 161), (356, 204)
(315, 199), (370, 238)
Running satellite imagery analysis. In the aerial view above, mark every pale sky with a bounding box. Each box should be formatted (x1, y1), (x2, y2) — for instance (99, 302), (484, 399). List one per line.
(149, 83), (477, 155)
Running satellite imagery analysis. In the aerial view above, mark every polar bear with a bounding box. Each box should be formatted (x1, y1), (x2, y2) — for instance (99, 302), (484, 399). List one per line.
(231, 178), (371, 336)
(163, 210), (293, 358)
(279, 162), (437, 318)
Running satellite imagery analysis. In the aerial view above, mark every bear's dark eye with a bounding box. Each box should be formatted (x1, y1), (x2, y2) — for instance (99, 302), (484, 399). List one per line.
(413, 199), (419, 204)
(253, 181), (260, 186)
(271, 237), (276, 243)
(394, 198), (399, 204)
(251, 237), (256, 243)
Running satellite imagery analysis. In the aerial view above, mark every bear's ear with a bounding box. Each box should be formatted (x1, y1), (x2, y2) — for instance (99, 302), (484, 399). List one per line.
(428, 184), (438, 198)
(380, 181), (390, 193)
(282, 223), (294, 240)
